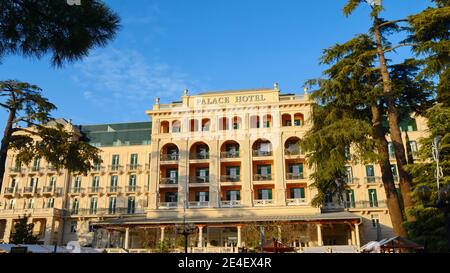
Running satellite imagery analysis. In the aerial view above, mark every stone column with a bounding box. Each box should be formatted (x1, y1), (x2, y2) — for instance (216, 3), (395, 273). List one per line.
(149, 138), (161, 209)
(355, 223), (361, 247)
(237, 225), (242, 247)
(351, 228), (356, 246)
(274, 132), (286, 206)
(316, 224), (323, 246)
(124, 227), (130, 249)
(3, 219), (13, 243)
(198, 225), (204, 247)
(160, 226), (165, 242)
(43, 218), (55, 245)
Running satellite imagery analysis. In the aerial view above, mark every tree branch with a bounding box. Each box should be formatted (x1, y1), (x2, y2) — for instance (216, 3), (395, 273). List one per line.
(379, 19), (408, 28)
(383, 43), (417, 53)
(0, 103), (12, 109)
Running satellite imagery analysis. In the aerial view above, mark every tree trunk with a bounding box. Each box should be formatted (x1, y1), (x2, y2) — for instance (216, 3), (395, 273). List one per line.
(373, 20), (415, 222)
(371, 105), (407, 237)
(0, 108), (16, 189)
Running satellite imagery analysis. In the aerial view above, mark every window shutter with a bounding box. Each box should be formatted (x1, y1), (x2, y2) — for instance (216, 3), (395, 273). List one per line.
(268, 190), (273, 199)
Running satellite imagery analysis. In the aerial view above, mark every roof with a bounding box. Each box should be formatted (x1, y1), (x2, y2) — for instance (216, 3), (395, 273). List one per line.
(93, 211), (361, 226)
(378, 236), (423, 249)
(79, 121), (151, 147)
(197, 87), (274, 95)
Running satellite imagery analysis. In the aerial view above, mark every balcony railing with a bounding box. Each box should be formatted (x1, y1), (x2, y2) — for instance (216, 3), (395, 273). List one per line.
(220, 175), (241, 182)
(159, 202), (178, 209)
(106, 186), (122, 194)
(9, 166), (26, 173)
(364, 176), (382, 184)
(323, 200), (387, 210)
(253, 174), (273, 181)
(87, 187), (103, 194)
(160, 177), (178, 184)
(284, 148), (302, 156)
(190, 152), (210, 160)
(345, 177), (360, 184)
(125, 185), (141, 193)
(46, 166), (57, 172)
(188, 201), (210, 208)
(286, 198), (307, 206)
(220, 151), (240, 159)
(160, 154), (179, 161)
(254, 199), (274, 206)
(91, 165), (106, 173)
(30, 166), (42, 172)
(126, 164), (141, 172)
(4, 187), (16, 195)
(189, 176), (210, 184)
(252, 150), (273, 157)
(70, 187), (85, 194)
(42, 186), (55, 194)
(286, 173), (304, 180)
(69, 207), (145, 216)
(220, 200), (241, 208)
(23, 187), (37, 194)
(108, 165), (123, 172)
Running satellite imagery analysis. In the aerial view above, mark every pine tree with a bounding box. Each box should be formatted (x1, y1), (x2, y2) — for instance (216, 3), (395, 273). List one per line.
(10, 215), (38, 245)
(0, 0), (120, 67)
(0, 80), (101, 188)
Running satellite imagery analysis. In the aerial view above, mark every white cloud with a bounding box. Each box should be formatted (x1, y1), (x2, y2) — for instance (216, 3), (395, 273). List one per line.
(72, 48), (198, 118)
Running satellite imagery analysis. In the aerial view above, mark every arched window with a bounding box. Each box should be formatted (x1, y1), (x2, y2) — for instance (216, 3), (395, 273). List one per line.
(294, 113), (304, 126)
(172, 120), (181, 133)
(250, 115), (260, 129)
(282, 114), (292, 127)
(190, 119), (199, 132)
(160, 121), (170, 134)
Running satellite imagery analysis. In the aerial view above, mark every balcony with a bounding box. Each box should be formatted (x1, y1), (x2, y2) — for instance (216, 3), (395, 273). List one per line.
(364, 176), (382, 184)
(22, 187), (38, 196)
(189, 176), (210, 184)
(126, 164), (141, 172)
(345, 177), (360, 184)
(323, 200), (387, 211)
(0, 208), (64, 217)
(42, 186), (55, 195)
(160, 177), (178, 185)
(125, 185), (141, 193)
(108, 165), (123, 173)
(252, 150), (273, 157)
(286, 173), (304, 180)
(106, 186), (122, 194)
(3, 187), (17, 197)
(188, 201), (210, 208)
(220, 175), (241, 182)
(46, 165), (58, 173)
(160, 154), (179, 162)
(284, 148), (302, 156)
(220, 151), (240, 159)
(220, 200), (242, 208)
(159, 202), (178, 209)
(91, 165), (106, 174)
(69, 207), (145, 216)
(286, 198), (307, 206)
(8, 166), (26, 174)
(29, 166), (43, 173)
(70, 187), (85, 195)
(87, 187), (103, 195)
(254, 199), (274, 207)
(190, 153), (210, 160)
(253, 174), (273, 181)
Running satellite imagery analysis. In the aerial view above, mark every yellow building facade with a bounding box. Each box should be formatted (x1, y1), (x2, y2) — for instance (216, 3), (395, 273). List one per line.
(0, 86), (428, 252)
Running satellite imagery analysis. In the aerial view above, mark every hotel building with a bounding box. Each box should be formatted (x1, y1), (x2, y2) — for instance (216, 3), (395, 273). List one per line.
(0, 85), (427, 252)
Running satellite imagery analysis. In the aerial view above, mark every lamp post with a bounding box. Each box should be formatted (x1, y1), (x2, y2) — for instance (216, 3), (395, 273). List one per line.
(176, 199), (196, 253)
(418, 135), (450, 251)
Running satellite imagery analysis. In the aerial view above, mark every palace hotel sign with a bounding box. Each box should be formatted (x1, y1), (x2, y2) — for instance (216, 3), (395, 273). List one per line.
(195, 95), (267, 106)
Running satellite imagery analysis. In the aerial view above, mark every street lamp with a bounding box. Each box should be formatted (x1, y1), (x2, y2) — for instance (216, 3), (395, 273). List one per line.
(417, 135), (450, 251)
(176, 199), (196, 253)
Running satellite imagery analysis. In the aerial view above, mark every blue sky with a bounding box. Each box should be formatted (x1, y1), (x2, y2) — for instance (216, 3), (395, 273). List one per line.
(0, 0), (432, 127)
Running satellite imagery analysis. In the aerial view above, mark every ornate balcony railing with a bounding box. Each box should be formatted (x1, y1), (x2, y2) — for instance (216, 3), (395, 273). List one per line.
(286, 173), (304, 180)
(323, 200), (387, 210)
(108, 165), (123, 172)
(254, 199), (274, 206)
(160, 154), (179, 161)
(286, 198), (307, 206)
(364, 176), (382, 184)
(160, 177), (178, 184)
(69, 207), (146, 216)
(159, 202), (178, 209)
(4, 187), (16, 195)
(91, 165), (106, 173)
(70, 187), (85, 194)
(23, 187), (37, 194)
(220, 175), (240, 182)
(220, 200), (241, 208)
(188, 201), (210, 208)
(189, 176), (210, 184)
(106, 186), (122, 194)
(9, 166), (26, 173)
(220, 151), (240, 159)
(125, 185), (141, 193)
(253, 174), (273, 181)
(284, 148), (302, 156)
(345, 177), (360, 184)
(190, 152), (210, 160)
(252, 150), (273, 157)
(126, 164), (141, 172)
(87, 187), (103, 194)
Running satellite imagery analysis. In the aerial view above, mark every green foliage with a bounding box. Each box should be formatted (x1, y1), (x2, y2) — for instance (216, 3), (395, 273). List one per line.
(343, 0), (383, 18)
(405, 103), (450, 252)
(10, 215), (39, 245)
(0, 0), (120, 67)
(155, 239), (171, 253)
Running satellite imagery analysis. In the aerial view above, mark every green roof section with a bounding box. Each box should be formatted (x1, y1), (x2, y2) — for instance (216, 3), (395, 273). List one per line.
(79, 121), (152, 147)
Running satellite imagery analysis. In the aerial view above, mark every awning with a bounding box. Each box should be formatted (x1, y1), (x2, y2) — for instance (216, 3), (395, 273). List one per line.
(92, 211), (361, 227)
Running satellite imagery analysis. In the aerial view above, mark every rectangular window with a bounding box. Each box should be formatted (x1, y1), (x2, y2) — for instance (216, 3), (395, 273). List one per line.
(368, 189), (378, 207)
(74, 176), (81, 189)
(258, 189), (272, 200)
(294, 119), (302, 126)
(371, 214), (380, 228)
(109, 197), (117, 214)
(33, 157), (41, 169)
(388, 142), (395, 158)
(226, 166), (240, 179)
(90, 197), (97, 214)
(72, 198), (79, 213)
(290, 188), (305, 199)
(11, 178), (17, 188)
(365, 165), (375, 183)
(391, 164), (398, 176)
(345, 166), (353, 183)
(30, 177), (39, 188)
(128, 197), (135, 214)
(345, 190), (355, 208)
(92, 176), (100, 189)
(130, 154), (138, 166)
(195, 191), (209, 202)
(226, 190), (241, 201)
(129, 175), (137, 191)
(47, 198), (55, 208)
(110, 175), (118, 188)
(165, 192), (178, 202)
(111, 154), (120, 169)
(49, 176), (57, 187)
(168, 169), (178, 184)
(289, 164), (303, 179)
(70, 221), (77, 233)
